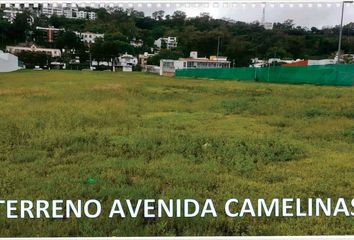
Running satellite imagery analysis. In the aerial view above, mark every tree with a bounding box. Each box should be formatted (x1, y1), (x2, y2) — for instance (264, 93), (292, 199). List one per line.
(152, 10), (165, 21)
(172, 11), (186, 22)
(9, 11), (32, 43)
(0, 19), (11, 48)
(55, 31), (82, 50)
(17, 51), (51, 68)
(96, 8), (110, 21)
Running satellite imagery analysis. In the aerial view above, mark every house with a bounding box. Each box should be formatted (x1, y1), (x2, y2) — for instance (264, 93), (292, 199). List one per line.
(175, 51), (230, 69)
(6, 44), (61, 57)
(118, 53), (138, 67)
(0, 50), (19, 72)
(160, 51), (230, 76)
(116, 53), (138, 72)
(75, 32), (104, 44)
(130, 38), (144, 48)
(154, 37), (177, 50)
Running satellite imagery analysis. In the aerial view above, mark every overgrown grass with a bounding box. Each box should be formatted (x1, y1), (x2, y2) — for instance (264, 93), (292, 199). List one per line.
(0, 70), (353, 236)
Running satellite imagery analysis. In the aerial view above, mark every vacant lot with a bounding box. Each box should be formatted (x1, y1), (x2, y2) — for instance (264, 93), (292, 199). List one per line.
(0, 70), (353, 236)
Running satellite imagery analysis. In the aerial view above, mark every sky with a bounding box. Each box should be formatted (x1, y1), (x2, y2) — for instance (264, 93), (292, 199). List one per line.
(133, 2), (354, 28)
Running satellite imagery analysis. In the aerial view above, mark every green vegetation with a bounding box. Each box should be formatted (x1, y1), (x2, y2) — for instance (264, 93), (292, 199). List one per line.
(1, 8), (354, 67)
(0, 70), (353, 236)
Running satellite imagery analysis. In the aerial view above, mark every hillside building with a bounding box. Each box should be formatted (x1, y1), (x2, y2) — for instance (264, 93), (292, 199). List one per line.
(36, 26), (65, 43)
(130, 38), (144, 48)
(75, 32), (104, 44)
(2, 9), (22, 23)
(6, 44), (61, 57)
(154, 37), (177, 50)
(41, 6), (96, 20)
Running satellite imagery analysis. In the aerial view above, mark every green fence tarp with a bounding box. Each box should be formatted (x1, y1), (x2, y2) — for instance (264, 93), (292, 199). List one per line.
(175, 64), (354, 86)
(175, 67), (255, 81)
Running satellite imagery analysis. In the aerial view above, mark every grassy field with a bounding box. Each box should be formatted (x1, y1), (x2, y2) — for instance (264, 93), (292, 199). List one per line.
(0, 70), (353, 236)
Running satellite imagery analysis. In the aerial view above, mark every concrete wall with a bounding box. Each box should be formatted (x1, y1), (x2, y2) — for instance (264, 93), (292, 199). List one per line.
(0, 51), (19, 72)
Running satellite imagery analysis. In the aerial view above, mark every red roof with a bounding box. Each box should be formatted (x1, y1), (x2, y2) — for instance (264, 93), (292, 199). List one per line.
(282, 60), (308, 66)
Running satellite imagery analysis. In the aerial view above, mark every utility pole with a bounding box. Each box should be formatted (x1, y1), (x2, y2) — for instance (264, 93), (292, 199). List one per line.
(262, 2), (266, 24)
(216, 36), (220, 67)
(88, 44), (92, 70)
(337, 1), (353, 64)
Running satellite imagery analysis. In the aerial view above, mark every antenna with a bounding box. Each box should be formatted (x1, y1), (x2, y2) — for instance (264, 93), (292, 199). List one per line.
(262, 2), (266, 24)
(216, 36), (220, 58)
(216, 36), (220, 67)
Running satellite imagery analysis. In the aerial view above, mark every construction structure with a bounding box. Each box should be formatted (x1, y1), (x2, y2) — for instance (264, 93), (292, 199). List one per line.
(36, 26), (64, 43)
(261, 3), (273, 30)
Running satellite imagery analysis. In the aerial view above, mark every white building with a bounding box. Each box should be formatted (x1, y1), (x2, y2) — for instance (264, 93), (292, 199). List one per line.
(175, 51), (230, 69)
(262, 22), (274, 30)
(130, 38), (144, 48)
(308, 59), (336, 66)
(2, 9), (22, 23)
(87, 12), (97, 20)
(250, 58), (267, 68)
(118, 53), (138, 66)
(160, 51), (230, 76)
(0, 50), (19, 72)
(41, 7), (64, 16)
(6, 44), (61, 57)
(75, 32), (104, 44)
(2, 9), (34, 25)
(154, 37), (178, 50)
(41, 7), (96, 20)
(260, 3), (273, 30)
(75, 10), (86, 19)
